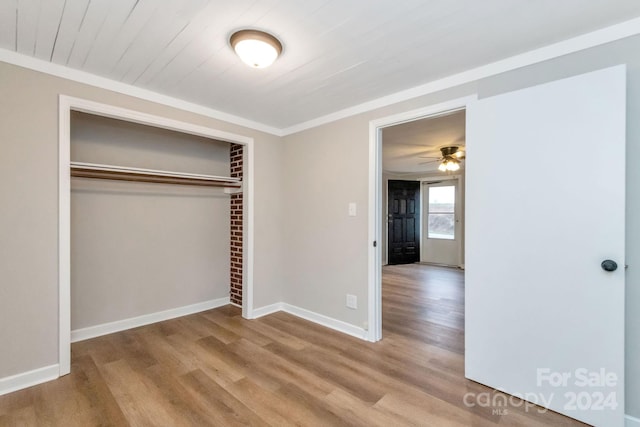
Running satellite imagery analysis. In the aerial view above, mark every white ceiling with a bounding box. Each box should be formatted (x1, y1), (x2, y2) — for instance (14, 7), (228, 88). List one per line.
(1, 1), (640, 130)
(382, 110), (465, 174)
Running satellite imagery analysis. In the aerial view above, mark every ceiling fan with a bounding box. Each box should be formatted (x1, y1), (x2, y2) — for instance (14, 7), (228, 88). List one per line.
(419, 146), (465, 171)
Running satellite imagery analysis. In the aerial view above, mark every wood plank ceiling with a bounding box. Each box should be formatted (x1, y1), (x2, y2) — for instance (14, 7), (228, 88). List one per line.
(1, 0), (640, 129)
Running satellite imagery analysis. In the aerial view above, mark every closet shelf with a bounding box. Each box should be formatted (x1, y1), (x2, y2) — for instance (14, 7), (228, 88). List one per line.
(70, 161), (242, 188)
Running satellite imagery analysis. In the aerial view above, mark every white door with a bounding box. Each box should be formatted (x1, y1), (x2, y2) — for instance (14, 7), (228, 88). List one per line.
(465, 65), (625, 427)
(422, 180), (461, 266)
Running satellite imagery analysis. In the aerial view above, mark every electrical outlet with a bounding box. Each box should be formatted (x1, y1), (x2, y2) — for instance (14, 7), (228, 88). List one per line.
(346, 294), (357, 309)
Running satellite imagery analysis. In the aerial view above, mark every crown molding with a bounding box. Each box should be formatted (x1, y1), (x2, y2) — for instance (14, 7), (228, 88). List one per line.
(0, 49), (283, 137)
(280, 16), (640, 136)
(1, 16), (639, 137)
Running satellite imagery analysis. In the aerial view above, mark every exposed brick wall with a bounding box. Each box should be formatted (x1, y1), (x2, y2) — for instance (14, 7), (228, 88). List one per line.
(230, 144), (243, 306)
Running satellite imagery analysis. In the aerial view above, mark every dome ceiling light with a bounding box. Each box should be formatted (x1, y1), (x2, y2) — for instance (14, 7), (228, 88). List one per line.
(230, 29), (282, 69)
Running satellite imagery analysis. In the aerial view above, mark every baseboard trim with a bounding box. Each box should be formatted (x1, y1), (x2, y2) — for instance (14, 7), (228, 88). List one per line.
(627, 415), (640, 427)
(282, 304), (368, 340)
(251, 302), (367, 340)
(250, 302), (284, 318)
(0, 364), (59, 396)
(71, 297), (230, 342)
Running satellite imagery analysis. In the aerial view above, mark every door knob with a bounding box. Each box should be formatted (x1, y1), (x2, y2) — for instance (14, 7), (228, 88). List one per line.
(601, 260), (618, 272)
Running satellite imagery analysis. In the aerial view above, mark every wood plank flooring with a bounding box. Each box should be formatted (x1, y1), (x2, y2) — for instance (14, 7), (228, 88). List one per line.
(0, 264), (588, 426)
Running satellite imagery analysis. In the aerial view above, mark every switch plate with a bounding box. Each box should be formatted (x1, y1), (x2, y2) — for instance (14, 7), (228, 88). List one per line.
(348, 202), (357, 216)
(346, 294), (357, 309)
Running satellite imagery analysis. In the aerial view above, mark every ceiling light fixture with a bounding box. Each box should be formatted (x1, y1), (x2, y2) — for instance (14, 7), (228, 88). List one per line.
(437, 146), (463, 172)
(438, 157), (461, 172)
(230, 29), (282, 69)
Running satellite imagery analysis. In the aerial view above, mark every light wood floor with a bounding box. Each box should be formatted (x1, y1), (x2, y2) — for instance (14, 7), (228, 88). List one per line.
(0, 264), (587, 426)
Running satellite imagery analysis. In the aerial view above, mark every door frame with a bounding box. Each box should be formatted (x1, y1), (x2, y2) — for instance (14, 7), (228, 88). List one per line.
(421, 177), (463, 267)
(367, 95), (477, 342)
(58, 95), (256, 375)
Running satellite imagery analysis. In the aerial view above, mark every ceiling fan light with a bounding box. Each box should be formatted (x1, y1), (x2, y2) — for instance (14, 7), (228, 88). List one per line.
(440, 146), (459, 157)
(438, 162), (447, 172)
(449, 161), (460, 171)
(230, 29), (282, 68)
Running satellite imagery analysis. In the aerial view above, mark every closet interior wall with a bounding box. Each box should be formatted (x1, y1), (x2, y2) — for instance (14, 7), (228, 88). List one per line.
(70, 111), (234, 332)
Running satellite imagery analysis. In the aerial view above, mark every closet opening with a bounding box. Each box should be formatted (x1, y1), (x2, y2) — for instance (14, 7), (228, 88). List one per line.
(58, 96), (255, 376)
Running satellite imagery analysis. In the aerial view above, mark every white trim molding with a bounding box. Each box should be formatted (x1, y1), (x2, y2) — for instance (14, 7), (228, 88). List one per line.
(1, 18), (640, 136)
(281, 304), (368, 340)
(61, 95), (254, 145)
(59, 95), (71, 376)
(59, 95), (256, 376)
(251, 302), (368, 340)
(281, 16), (640, 135)
(242, 134), (255, 319)
(250, 302), (284, 319)
(0, 365), (59, 397)
(71, 297), (230, 343)
(627, 415), (640, 427)
(367, 95), (478, 342)
(0, 49), (281, 136)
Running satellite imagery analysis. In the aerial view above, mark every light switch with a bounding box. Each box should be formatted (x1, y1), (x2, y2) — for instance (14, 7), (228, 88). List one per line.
(346, 294), (357, 309)
(348, 202), (357, 217)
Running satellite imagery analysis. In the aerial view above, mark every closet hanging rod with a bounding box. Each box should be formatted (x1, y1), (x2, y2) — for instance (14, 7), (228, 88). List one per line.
(70, 161), (241, 188)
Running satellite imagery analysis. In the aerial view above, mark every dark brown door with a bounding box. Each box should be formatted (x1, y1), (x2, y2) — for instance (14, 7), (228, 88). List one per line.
(388, 180), (420, 265)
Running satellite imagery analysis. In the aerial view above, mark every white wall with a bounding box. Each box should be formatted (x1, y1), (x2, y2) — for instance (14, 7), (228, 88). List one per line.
(70, 113), (231, 330)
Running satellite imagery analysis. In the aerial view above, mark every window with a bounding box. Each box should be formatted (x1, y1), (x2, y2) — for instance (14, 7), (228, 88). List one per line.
(428, 185), (455, 239)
